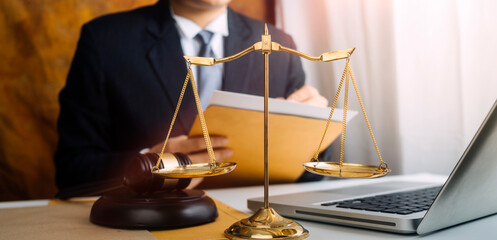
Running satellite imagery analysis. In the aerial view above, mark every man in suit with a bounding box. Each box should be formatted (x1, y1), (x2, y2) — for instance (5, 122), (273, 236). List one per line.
(55, 0), (328, 190)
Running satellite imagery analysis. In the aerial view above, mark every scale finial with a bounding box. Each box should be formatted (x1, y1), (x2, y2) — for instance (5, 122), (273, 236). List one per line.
(264, 23), (268, 35)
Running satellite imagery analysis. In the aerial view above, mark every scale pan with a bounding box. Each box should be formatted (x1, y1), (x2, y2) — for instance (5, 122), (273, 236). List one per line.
(152, 162), (236, 178)
(303, 162), (390, 178)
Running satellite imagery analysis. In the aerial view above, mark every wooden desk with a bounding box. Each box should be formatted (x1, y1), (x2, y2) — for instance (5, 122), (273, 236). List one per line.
(1, 173), (496, 239)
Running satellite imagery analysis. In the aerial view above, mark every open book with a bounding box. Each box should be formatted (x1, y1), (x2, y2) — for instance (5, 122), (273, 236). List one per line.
(189, 90), (356, 188)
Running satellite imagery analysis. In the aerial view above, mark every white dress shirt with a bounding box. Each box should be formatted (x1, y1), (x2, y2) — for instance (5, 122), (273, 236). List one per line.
(171, 9), (229, 87)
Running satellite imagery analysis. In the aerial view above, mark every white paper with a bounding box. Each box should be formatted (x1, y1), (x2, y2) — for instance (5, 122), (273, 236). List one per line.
(208, 90), (357, 122)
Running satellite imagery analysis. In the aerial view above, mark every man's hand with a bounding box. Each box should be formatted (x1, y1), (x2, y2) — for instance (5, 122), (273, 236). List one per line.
(147, 135), (232, 189)
(148, 135), (232, 164)
(286, 85), (328, 107)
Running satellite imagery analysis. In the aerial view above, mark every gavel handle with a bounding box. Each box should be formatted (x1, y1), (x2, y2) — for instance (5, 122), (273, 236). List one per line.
(55, 178), (123, 200)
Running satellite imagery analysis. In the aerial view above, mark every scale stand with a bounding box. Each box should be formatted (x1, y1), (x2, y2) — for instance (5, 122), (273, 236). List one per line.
(223, 26), (309, 239)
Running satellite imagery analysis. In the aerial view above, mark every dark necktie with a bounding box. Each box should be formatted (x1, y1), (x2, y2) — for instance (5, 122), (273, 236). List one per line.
(195, 30), (222, 109)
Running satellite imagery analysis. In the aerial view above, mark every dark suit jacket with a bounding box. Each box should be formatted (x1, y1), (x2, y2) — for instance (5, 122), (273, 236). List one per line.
(55, 0), (306, 189)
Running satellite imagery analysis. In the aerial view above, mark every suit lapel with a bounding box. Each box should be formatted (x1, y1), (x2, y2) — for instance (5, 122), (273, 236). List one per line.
(223, 8), (253, 93)
(146, 0), (196, 134)
(146, 4), (257, 134)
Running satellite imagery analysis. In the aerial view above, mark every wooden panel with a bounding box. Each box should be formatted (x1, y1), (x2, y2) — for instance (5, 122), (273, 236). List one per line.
(229, 0), (275, 24)
(0, 0), (273, 200)
(0, 0), (156, 201)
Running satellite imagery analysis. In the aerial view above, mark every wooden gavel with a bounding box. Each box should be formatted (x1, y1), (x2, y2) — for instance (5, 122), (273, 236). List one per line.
(55, 152), (194, 199)
(124, 152), (192, 193)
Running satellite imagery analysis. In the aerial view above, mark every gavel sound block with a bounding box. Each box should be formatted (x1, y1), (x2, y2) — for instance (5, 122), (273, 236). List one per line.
(89, 153), (218, 229)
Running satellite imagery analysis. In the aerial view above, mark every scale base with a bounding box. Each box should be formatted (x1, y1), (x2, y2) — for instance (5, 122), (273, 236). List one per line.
(225, 207), (308, 239)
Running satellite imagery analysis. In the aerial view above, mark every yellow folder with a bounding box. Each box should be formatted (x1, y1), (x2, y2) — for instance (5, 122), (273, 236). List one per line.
(189, 91), (354, 189)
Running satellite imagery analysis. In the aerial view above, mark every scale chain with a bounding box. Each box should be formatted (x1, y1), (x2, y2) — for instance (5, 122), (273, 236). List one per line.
(339, 61), (350, 166)
(312, 59), (349, 163)
(312, 57), (385, 170)
(154, 63), (217, 172)
(154, 65), (192, 171)
(348, 64), (384, 166)
(189, 67), (217, 166)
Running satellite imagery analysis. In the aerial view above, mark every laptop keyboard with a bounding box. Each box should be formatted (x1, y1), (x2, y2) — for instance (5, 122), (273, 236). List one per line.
(321, 186), (442, 215)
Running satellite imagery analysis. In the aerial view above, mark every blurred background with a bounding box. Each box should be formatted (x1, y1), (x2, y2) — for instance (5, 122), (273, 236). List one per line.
(279, 0), (497, 179)
(1, 0), (496, 201)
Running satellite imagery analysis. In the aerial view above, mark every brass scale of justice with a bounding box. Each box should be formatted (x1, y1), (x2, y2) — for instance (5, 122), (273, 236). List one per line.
(151, 25), (390, 239)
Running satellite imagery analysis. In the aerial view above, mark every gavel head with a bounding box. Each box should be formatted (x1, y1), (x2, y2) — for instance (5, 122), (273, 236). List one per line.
(123, 152), (192, 193)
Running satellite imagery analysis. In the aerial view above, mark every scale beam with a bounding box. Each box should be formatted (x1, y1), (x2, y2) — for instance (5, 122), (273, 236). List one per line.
(185, 44), (355, 66)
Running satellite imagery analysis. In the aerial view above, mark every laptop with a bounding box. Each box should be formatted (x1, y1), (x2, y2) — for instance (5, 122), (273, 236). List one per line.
(248, 99), (497, 234)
